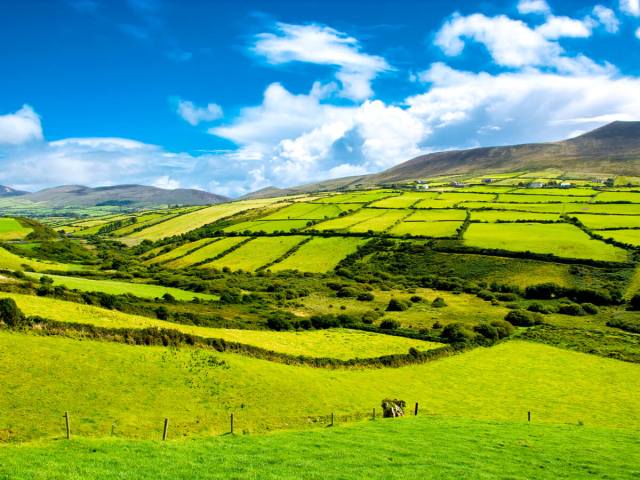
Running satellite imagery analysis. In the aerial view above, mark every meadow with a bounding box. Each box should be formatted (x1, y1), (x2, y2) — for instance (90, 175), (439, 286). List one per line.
(315, 191), (395, 204)
(223, 219), (309, 233)
(261, 202), (357, 220)
(347, 209), (409, 233)
(0, 218), (32, 240)
(464, 223), (629, 262)
(471, 211), (561, 222)
(598, 229), (640, 246)
(165, 237), (248, 268)
(405, 208), (467, 221)
(573, 214), (640, 229)
(369, 192), (438, 208)
(388, 220), (462, 237)
(311, 208), (388, 231)
(269, 237), (366, 273)
(205, 236), (307, 271)
(146, 238), (218, 264)
(0, 247), (83, 272)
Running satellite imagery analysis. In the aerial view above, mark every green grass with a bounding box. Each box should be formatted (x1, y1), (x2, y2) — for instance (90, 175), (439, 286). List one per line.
(1, 417), (638, 480)
(597, 229), (640, 246)
(312, 208), (388, 231)
(315, 191), (396, 204)
(498, 194), (593, 203)
(595, 192), (640, 203)
(0, 292), (437, 360)
(511, 188), (597, 196)
(206, 236), (307, 271)
(574, 215), (640, 229)
(0, 247), (83, 272)
(368, 192), (438, 208)
(464, 223), (629, 262)
(565, 203), (640, 215)
(261, 202), (358, 220)
(25, 273), (218, 301)
(0, 333), (637, 442)
(166, 237), (248, 268)
(437, 192), (497, 202)
(0, 218), (32, 240)
(461, 202), (570, 213)
(413, 199), (466, 209)
(471, 211), (561, 222)
(347, 209), (409, 233)
(269, 237), (366, 273)
(223, 219), (310, 233)
(146, 238), (218, 264)
(405, 209), (467, 221)
(388, 221), (462, 237)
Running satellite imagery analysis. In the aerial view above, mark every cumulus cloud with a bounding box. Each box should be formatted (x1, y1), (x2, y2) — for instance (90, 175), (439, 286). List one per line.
(592, 5), (620, 33)
(536, 16), (592, 39)
(174, 98), (223, 126)
(620, 0), (640, 16)
(517, 0), (551, 15)
(152, 175), (181, 189)
(253, 22), (389, 100)
(0, 105), (43, 145)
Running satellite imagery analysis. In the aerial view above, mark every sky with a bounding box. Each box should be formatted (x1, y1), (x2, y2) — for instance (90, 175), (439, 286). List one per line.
(1, 0), (640, 197)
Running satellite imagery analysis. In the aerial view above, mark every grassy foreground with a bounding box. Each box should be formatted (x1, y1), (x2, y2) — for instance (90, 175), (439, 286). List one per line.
(1, 417), (638, 479)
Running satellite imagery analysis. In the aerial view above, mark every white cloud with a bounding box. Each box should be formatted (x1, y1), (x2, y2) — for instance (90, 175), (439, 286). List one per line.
(536, 16), (592, 39)
(637, 26), (640, 38)
(592, 5), (620, 33)
(175, 99), (223, 126)
(620, 0), (640, 16)
(0, 105), (43, 145)
(517, 0), (551, 15)
(253, 22), (389, 100)
(152, 175), (181, 189)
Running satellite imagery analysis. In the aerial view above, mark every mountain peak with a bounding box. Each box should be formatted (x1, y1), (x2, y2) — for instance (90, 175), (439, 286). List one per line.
(571, 121), (640, 141)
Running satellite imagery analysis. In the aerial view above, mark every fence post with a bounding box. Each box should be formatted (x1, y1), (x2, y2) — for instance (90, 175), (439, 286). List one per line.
(528, 411), (531, 422)
(162, 418), (169, 441)
(230, 413), (234, 434)
(330, 412), (334, 427)
(372, 408), (376, 420)
(414, 402), (419, 416)
(64, 411), (71, 440)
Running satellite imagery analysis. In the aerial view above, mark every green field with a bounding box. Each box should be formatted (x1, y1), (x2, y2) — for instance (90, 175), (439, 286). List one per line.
(25, 273), (218, 301)
(388, 220), (461, 237)
(224, 219), (310, 233)
(0, 218), (32, 240)
(413, 198), (467, 209)
(270, 237), (366, 273)
(165, 237), (248, 268)
(2, 417), (638, 480)
(312, 208), (388, 231)
(146, 238), (218, 264)
(597, 229), (640, 246)
(405, 209), (467, 221)
(565, 203), (640, 215)
(464, 223), (629, 262)
(595, 191), (640, 203)
(369, 192), (438, 208)
(261, 202), (357, 220)
(206, 236), (307, 271)
(511, 188), (597, 196)
(0, 333), (637, 442)
(497, 194), (593, 203)
(0, 247), (82, 272)
(347, 209), (409, 233)
(461, 202), (570, 213)
(471, 211), (561, 222)
(315, 191), (395, 204)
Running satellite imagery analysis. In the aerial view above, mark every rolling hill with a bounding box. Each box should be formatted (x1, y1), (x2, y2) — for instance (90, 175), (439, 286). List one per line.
(0, 185), (28, 197)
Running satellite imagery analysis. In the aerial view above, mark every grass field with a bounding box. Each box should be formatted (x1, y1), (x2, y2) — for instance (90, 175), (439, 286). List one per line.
(261, 203), (357, 220)
(413, 198), (470, 209)
(315, 191), (395, 204)
(595, 191), (640, 203)
(206, 236), (307, 271)
(461, 202), (570, 213)
(312, 208), (387, 231)
(573, 214), (640, 229)
(369, 192), (438, 208)
(565, 203), (640, 215)
(25, 273), (218, 301)
(471, 211), (561, 222)
(388, 220), (462, 237)
(497, 194), (593, 203)
(146, 238), (217, 264)
(0, 247), (83, 272)
(464, 223), (629, 262)
(0, 333), (637, 442)
(0, 218), (32, 240)
(165, 237), (248, 268)
(597, 229), (640, 246)
(1, 417), (638, 480)
(223, 219), (310, 233)
(347, 209), (409, 233)
(270, 237), (366, 273)
(405, 209), (467, 221)
(0, 292), (437, 360)
(510, 188), (597, 196)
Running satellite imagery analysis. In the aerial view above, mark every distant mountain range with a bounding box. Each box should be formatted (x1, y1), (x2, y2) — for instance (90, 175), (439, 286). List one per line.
(0, 185), (29, 197)
(0, 184), (228, 208)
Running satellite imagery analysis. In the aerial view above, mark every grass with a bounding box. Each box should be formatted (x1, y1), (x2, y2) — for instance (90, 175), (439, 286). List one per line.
(461, 202), (571, 213)
(166, 237), (248, 268)
(1, 417), (639, 480)
(261, 202), (357, 220)
(0, 218), (32, 240)
(347, 209), (409, 233)
(595, 192), (640, 203)
(388, 221), (462, 237)
(315, 191), (395, 204)
(206, 236), (307, 271)
(464, 223), (629, 262)
(0, 333), (637, 442)
(511, 188), (597, 196)
(498, 194), (593, 203)
(597, 229), (640, 246)
(146, 238), (218, 264)
(0, 247), (83, 272)
(565, 203), (640, 215)
(369, 192), (438, 208)
(413, 199), (463, 209)
(223, 220), (310, 233)
(437, 192), (497, 202)
(312, 209), (388, 231)
(25, 273), (218, 301)
(471, 211), (561, 222)
(0, 292), (438, 360)
(269, 237), (366, 273)
(405, 209), (467, 221)
(573, 215), (640, 229)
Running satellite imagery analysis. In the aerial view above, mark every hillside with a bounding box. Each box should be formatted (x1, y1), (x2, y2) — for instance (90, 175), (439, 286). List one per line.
(0, 185), (28, 197)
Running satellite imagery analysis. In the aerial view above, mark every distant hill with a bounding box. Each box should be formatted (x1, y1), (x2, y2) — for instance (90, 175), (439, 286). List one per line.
(10, 184), (228, 208)
(240, 186), (299, 199)
(0, 185), (29, 197)
(278, 121), (640, 194)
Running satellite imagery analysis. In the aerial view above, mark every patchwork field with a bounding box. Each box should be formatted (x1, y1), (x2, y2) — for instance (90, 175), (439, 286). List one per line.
(347, 209), (409, 233)
(460, 202), (569, 213)
(146, 238), (218, 264)
(388, 220), (462, 237)
(312, 208), (388, 231)
(598, 229), (640, 246)
(223, 219), (310, 233)
(369, 192), (438, 208)
(0, 247), (82, 272)
(574, 214), (640, 229)
(262, 202), (358, 220)
(204, 236), (307, 271)
(463, 223), (629, 262)
(471, 211), (561, 222)
(165, 237), (248, 268)
(270, 237), (366, 272)
(0, 218), (32, 240)
(315, 191), (395, 204)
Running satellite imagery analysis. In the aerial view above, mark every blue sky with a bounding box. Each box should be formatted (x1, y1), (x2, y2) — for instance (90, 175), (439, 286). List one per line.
(1, 0), (640, 196)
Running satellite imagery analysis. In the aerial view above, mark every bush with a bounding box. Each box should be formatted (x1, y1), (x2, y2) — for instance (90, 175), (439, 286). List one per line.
(440, 323), (476, 343)
(474, 323), (499, 341)
(431, 297), (447, 308)
(0, 298), (26, 327)
(386, 298), (410, 312)
(357, 292), (375, 301)
(629, 294), (640, 311)
(557, 303), (586, 316)
(496, 292), (518, 302)
(527, 303), (551, 314)
(477, 290), (496, 301)
(504, 309), (543, 327)
(580, 303), (599, 315)
(267, 316), (293, 331)
(336, 287), (360, 298)
(409, 295), (423, 303)
(380, 319), (401, 330)
(155, 306), (169, 320)
(490, 320), (515, 338)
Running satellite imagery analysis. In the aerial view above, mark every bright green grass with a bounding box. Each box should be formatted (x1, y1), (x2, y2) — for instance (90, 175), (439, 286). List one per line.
(595, 191), (640, 203)
(456, 186), (515, 193)
(2, 417), (639, 480)
(597, 229), (640, 246)
(0, 247), (82, 272)
(413, 199), (463, 209)
(146, 238), (218, 264)
(223, 219), (310, 233)
(471, 211), (561, 222)
(315, 191), (396, 204)
(311, 208), (388, 231)
(510, 188), (597, 196)
(270, 237), (366, 273)
(464, 223), (629, 262)
(126, 200), (283, 241)
(206, 236), (306, 271)
(25, 273), (218, 301)
(0, 334), (637, 442)
(166, 237), (248, 268)
(368, 192), (438, 208)
(347, 209), (409, 233)
(388, 221), (462, 237)
(0, 218), (32, 240)
(1, 292), (437, 360)
(261, 202), (357, 220)
(565, 203), (640, 215)
(437, 192), (497, 202)
(574, 214), (640, 229)
(406, 209), (467, 221)
(461, 202), (575, 213)
(498, 194), (593, 203)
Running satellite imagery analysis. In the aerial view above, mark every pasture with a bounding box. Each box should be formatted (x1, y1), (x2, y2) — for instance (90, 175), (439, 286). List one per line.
(223, 219), (309, 233)
(497, 194), (593, 203)
(165, 237), (248, 268)
(269, 237), (366, 273)
(311, 208), (387, 231)
(461, 202), (574, 213)
(388, 220), (461, 237)
(405, 209), (466, 221)
(205, 236), (307, 271)
(463, 223), (629, 262)
(0, 218), (32, 240)
(369, 192), (438, 208)
(0, 247), (82, 272)
(573, 214), (640, 230)
(598, 229), (640, 246)
(315, 191), (395, 204)
(347, 209), (409, 233)
(146, 238), (218, 264)
(261, 202), (357, 220)
(471, 211), (561, 222)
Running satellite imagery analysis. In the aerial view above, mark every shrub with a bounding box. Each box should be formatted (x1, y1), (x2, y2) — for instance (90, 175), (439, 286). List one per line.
(504, 309), (543, 327)
(580, 303), (599, 315)
(336, 287), (360, 298)
(356, 292), (375, 301)
(490, 320), (515, 338)
(525, 283), (563, 299)
(477, 290), (496, 301)
(474, 323), (498, 341)
(496, 292), (518, 302)
(267, 316), (293, 331)
(409, 295), (423, 303)
(432, 321), (443, 329)
(440, 323), (476, 343)
(431, 297), (447, 308)
(527, 303), (551, 314)
(629, 294), (640, 311)
(386, 298), (410, 312)
(380, 319), (401, 330)
(162, 293), (176, 303)
(0, 298), (26, 327)
(155, 306), (169, 320)
(557, 303), (586, 316)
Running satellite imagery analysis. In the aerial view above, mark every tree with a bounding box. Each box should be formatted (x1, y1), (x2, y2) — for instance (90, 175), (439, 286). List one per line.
(0, 298), (26, 327)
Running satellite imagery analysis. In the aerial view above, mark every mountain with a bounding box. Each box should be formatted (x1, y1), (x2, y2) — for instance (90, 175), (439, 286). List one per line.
(0, 185), (29, 197)
(15, 184), (228, 208)
(283, 121), (640, 193)
(240, 186), (300, 199)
